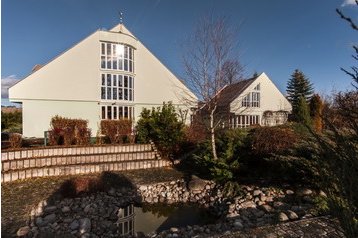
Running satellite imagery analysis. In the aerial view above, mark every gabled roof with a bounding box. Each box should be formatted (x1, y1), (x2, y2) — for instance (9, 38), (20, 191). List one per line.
(215, 75), (258, 107)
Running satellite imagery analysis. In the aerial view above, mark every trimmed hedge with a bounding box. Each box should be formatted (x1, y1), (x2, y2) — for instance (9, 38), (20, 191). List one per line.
(48, 116), (91, 146)
(100, 119), (132, 144)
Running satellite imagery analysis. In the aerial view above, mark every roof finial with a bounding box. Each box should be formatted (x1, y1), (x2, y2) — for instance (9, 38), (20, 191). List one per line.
(119, 11), (124, 24)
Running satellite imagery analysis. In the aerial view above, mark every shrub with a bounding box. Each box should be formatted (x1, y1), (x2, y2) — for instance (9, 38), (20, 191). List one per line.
(296, 96), (311, 125)
(9, 133), (22, 148)
(48, 116), (91, 146)
(1, 111), (22, 133)
(135, 102), (185, 159)
(100, 119), (132, 144)
(249, 126), (298, 156)
(309, 94), (323, 133)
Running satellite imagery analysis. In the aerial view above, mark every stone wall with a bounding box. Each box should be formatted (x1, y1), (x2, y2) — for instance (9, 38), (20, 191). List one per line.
(1, 144), (170, 183)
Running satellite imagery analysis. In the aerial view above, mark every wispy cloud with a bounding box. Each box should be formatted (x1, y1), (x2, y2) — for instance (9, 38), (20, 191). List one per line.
(1, 75), (20, 98)
(342, 0), (357, 7)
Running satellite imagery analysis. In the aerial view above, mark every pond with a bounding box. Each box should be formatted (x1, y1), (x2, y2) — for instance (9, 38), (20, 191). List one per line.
(116, 203), (217, 236)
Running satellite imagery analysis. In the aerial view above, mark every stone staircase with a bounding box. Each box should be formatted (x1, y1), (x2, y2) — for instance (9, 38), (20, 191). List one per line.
(1, 144), (171, 183)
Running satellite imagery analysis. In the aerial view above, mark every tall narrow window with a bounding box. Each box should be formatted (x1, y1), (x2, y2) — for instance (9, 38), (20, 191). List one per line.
(107, 106), (112, 119)
(102, 106), (106, 119)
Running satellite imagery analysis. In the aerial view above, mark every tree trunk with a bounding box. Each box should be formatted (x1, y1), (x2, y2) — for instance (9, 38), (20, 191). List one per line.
(210, 106), (218, 160)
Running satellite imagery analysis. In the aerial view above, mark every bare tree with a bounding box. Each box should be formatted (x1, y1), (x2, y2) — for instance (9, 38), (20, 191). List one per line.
(183, 15), (243, 160)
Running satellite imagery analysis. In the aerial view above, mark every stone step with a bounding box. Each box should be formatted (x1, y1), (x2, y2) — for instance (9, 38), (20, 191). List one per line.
(1, 159), (171, 183)
(2, 144), (153, 161)
(2, 151), (158, 172)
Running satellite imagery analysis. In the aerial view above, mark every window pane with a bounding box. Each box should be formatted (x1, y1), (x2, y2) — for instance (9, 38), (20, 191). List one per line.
(101, 87), (106, 99)
(124, 59), (128, 71)
(119, 88), (123, 100)
(113, 107), (117, 119)
(129, 61), (132, 72)
(119, 107), (123, 118)
(124, 221), (128, 234)
(113, 57), (117, 69)
(124, 46), (128, 59)
(113, 44), (116, 56)
(113, 75), (117, 86)
(107, 106), (112, 119)
(107, 43), (111, 55)
(113, 88), (117, 100)
(119, 59), (123, 70)
(107, 56), (111, 69)
(118, 75), (123, 87)
(101, 74), (105, 85)
(129, 89), (132, 101)
(129, 107), (132, 119)
(129, 77), (132, 88)
(124, 89), (128, 100)
(117, 44), (124, 58)
(107, 88), (112, 100)
(102, 106), (106, 119)
(129, 48), (132, 60)
(101, 43), (105, 55)
(124, 107), (128, 118)
(101, 56), (106, 68)
(124, 76), (128, 87)
(107, 74), (111, 86)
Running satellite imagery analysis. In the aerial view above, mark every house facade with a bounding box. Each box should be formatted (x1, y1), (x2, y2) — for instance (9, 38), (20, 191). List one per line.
(207, 72), (292, 128)
(9, 23), (196, 138)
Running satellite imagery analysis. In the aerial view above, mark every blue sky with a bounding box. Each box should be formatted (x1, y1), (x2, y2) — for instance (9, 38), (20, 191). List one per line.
(1, 0), (358, 105)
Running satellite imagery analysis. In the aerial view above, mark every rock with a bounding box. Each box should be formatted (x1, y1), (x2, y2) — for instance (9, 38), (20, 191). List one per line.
(273, 201), (289, 210)
(170, 227), (179, 233)
(287, 210), (299, 220)
(241, 201), (256, 209)
(16, 226), (30, 237)
(233, 220), (243, 229)
(44, 206), (57, 213)
(188, 175), (208, 191)
(278, 212), (289, 222)
(298, 188), (313, 196)
(44, 213), (56, 223)
(70, 220), (79, 230)
(259, 204), (274, 213)
(61, 206), (71, 213)
(253, 190), (261, 196)
(285, 190), (294, 195)
(252, 209), (265, 217)
(303, 196), (314, 203)
(259, 193), (266, 202)
(319, 190), (327, 197)
(35, 217), (45, 227)
(84, 204), (91, 213)
(79, 218), (91, 234)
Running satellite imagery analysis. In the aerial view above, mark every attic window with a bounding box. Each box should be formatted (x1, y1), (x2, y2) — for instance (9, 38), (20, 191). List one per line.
(254, 84), (260, 91)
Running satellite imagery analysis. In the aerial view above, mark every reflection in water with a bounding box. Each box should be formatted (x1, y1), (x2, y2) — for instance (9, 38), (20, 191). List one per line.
(116, 203), (216, 236)
(116, 204), (135, 236)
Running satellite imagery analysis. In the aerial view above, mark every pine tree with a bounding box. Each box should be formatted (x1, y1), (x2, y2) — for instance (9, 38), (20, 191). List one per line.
(286, 69), (314, 119)
(296, 96), (311, 125)
(309, 94), (323, 132)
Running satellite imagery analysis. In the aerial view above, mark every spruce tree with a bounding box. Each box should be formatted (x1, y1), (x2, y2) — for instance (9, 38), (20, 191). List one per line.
(286, 69), (314, 119)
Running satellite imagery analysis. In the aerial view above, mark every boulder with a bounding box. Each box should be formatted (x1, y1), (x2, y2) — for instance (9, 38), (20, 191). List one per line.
(16, 226), (30, 237)
(188, 175), (208, 191)
(278, 212), (289, 222)
(287, 210), (299, 220)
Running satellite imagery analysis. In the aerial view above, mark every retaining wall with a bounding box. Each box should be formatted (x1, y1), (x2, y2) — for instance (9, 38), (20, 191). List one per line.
(1, 144), (170, 183)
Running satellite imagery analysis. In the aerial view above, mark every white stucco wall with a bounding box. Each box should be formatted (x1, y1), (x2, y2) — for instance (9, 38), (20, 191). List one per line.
(21, 100), (99, 138)
(230, 73), (292, 123)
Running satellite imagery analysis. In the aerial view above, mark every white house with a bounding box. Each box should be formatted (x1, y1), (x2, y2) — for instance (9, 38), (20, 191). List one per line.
(204, 72), (292, 128)
(9, 23), (197, 138)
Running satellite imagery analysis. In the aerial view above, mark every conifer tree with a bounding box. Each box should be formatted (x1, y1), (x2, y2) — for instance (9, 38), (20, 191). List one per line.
(286, 69), (314, 119)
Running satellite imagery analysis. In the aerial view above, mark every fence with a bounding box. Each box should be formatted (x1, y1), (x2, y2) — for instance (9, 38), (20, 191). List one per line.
(1, 144), (170, 183)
